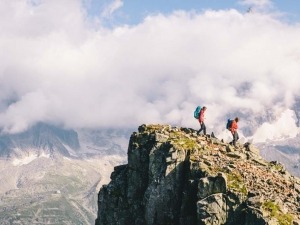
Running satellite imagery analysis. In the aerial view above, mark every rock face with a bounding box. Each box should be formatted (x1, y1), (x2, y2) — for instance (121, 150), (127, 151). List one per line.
(95, 124), (300, 225)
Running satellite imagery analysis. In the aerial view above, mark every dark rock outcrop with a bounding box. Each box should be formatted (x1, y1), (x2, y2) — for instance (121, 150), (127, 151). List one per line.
(95, 124), (300, 225)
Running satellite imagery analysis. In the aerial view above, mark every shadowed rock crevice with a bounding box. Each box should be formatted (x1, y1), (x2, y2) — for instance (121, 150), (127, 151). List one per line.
(96, 124), (300, 225)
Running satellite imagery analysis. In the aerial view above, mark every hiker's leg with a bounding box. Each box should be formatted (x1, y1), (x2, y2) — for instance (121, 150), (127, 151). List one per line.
(203, 123), (206, 135)
(232, 132), (235, 146)
(197, 128), (201, 134)
(198, 122), (203, 134)
(233, 132), (238, 146)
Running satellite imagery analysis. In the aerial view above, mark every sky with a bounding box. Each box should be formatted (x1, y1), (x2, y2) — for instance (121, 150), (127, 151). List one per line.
(1, 0), (300, 143)
(87, 0), (300, 26)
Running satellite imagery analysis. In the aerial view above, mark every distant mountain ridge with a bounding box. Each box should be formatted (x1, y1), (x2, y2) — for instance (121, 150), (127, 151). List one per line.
(0, 123), (129, 225)
(258, 134), (300, 177)
(0, 123), (80, 158)
(0, 123), (132, 159)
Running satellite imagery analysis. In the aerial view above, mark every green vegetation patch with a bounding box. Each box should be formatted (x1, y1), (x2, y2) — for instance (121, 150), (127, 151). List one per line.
(172, 137), (198, 150)
(168, 130), (183, 139)
(211, 169), (247, 196)
(226, 171), (248, 196)
(201, 166), (248, 196)
(167, 130), (199, 151)
(143, 124), (169, 133)
(262, 201), (293, 225)
(270, 163), (284, 172)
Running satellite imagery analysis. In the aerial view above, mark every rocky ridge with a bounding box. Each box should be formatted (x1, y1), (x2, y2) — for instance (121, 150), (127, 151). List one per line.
(95, 124), (300, 225)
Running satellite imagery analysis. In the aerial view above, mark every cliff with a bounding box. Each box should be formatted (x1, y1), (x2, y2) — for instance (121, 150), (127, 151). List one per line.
(95, 124), (300, 225)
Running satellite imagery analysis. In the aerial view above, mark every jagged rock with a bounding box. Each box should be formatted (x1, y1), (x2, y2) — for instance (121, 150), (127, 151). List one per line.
(226, 151), (247, 159)
(226, 145), (235, 152)
(95, 124), (300, 225)
(197, 193), (227, 225)
(198, 174), (227, 199)
(244, 142), (260, 155)
(293, 220), (300, 225)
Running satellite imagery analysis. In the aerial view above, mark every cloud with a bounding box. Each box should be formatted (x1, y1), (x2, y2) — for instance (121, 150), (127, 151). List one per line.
(0, 1), (300, 142)
(251, 109), (300, 143)
(239, 0), (273, 9)
(101, 0), (123, 18)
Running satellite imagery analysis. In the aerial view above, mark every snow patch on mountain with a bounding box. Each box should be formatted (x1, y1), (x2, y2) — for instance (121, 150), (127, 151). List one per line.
(62, 143), (79, 157)
(12, 151), (50, 166)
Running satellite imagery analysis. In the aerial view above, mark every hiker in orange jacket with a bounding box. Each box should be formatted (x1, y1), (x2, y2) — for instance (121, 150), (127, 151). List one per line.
(197, 106), (207, 135)
(230, 117), (239, 147)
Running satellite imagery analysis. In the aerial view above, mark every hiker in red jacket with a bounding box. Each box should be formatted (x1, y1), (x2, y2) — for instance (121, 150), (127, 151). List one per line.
(197, 106), (207, 135)
(230, 117), (239, 147)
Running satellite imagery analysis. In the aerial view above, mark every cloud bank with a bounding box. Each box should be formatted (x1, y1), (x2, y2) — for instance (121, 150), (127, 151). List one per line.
(0, 0), (300, 143)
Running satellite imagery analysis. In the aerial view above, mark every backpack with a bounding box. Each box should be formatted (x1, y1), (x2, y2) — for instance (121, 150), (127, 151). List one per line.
(194, 106), (201, 119)
(226, 119), (233, 130)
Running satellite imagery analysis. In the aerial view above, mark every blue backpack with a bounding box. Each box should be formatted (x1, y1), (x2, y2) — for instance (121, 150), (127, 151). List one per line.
(194, 106), (201, 119)
(226, 119), (233, 130)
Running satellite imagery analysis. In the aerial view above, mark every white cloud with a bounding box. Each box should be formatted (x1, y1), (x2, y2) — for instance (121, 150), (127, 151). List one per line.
(101, 0), (123, 18)
(0, 0), (300, 141)
(251, 109), (300, 143)
(239, 0), (273, 9)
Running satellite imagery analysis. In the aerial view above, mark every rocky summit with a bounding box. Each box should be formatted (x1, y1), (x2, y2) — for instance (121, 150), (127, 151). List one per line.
(95, 124), (300, 225)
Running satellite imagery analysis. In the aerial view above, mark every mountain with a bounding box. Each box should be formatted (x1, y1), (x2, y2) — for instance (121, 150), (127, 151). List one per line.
(0, 123), (130, 225)
(0, 123), (80, 158)
(96, 124), (300, 225)
(77, 128), (131, 157)
(1, 117), (299, 225)
(293, 98), (300, 127)
(258, 134), (300, 178)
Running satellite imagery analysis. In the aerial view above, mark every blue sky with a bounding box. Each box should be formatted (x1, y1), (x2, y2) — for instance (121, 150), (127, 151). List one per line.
(87, 0), (300, 26)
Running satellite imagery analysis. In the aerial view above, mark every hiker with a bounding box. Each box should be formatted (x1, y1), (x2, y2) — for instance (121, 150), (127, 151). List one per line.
(197, 106), (207, 135)
(230, 117), (239, 147)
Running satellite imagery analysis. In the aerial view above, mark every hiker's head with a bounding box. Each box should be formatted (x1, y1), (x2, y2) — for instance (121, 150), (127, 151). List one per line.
(203, 106), (207, 110)
(235, 117), (239, 122)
